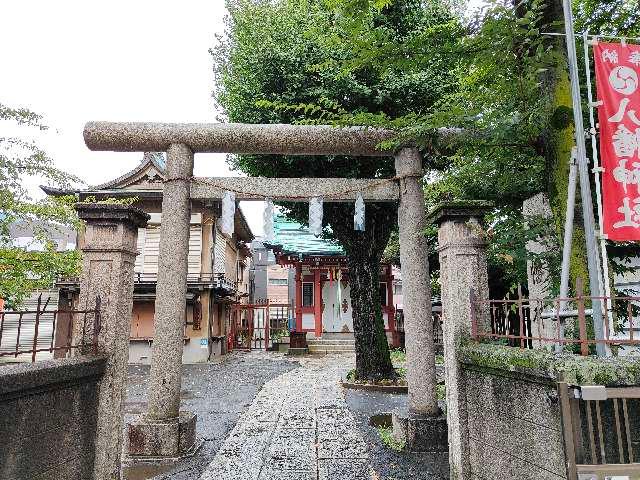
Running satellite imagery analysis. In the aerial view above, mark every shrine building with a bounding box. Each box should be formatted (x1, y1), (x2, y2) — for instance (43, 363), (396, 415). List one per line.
(265, 215), (400, 346)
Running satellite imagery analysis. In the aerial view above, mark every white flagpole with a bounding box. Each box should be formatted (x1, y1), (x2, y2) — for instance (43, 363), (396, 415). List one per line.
(562, 0), (608, 356)
(582, 31), (615, 338)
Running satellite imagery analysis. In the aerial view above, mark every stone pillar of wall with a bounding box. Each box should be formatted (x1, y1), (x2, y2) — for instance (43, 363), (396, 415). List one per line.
(522, 192), (555, 343)
(75, 203), (149, 480)
(127, 143), (197, 458)
(429, 201), (492, 479)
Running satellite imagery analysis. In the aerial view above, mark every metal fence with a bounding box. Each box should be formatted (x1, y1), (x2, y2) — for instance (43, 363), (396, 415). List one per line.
(470, 281), (640, 355)
(395, 303), (443, 350)
(0, 294), (101, 362)
(559, 383), (640, 478)
(230, 301), (292, 351)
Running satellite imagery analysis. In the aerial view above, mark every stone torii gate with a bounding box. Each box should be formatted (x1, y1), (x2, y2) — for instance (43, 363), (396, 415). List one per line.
(79, 121), (443, 479)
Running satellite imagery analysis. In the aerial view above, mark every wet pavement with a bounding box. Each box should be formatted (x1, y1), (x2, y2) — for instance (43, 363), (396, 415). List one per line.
(345, 389), (449, 479)
(123, 352), (449, 479)
(123, 351), (299, 480)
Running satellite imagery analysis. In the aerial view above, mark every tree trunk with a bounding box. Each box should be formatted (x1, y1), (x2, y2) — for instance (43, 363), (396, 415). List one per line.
(347, 249), (396, 381)
(519, 0), (590, 293)
(327, 202), (397, 381)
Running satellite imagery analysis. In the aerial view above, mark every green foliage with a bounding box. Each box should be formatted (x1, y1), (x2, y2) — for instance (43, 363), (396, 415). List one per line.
(0, 104), (82, 308)
(377, 425), (405, 451)
(389, 347), (406, 364)
(436, 382), (446, 400)
(324, 0), (640, 291)
(212, 0), (460, 379)
(486, 208), (561, 294)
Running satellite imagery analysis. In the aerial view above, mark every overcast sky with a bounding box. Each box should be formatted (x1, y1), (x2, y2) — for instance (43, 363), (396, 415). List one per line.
(1, 1), (484, 237)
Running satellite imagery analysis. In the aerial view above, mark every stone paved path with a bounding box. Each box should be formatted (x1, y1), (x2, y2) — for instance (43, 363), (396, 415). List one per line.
(199, 356), (373, 480)
(123, 352), (299, 480)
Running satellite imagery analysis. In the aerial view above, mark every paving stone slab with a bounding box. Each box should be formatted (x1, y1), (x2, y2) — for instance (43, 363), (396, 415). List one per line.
(318, 459), (373, 480)
(317, 438), (370, 460)
(258, 468), (317, 480)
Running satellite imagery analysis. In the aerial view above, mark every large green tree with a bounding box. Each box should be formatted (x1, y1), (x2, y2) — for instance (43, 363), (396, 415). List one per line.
(298, 0), (640, 296)
(212, 0), (460, 380)
(0, 104), (81, 308)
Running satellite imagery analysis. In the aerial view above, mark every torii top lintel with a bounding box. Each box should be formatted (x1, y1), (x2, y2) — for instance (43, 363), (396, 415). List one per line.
(83, 121), (396, 157)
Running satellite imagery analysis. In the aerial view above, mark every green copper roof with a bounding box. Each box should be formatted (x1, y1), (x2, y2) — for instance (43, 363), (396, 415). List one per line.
(269, 214), (344, 256)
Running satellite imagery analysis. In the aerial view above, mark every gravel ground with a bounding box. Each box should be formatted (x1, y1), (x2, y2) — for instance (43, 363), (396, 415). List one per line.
(122, 351), (299, 480)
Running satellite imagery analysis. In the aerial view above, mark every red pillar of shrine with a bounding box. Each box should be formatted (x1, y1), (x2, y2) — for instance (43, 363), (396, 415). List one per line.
(314, 269), (322, 337)
(295, 263), (302, 332)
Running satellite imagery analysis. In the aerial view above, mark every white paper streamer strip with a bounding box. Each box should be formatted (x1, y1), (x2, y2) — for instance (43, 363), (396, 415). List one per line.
(263, 198), (274, 242)
(309, 197), (323, 235)
(221, 190), (236, 235)
(354, 192), (365, 231)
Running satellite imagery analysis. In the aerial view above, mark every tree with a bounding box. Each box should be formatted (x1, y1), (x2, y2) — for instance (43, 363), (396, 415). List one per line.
(212, 0), (460, 380)
(0, 104), (81, 308)
(294, 0), (640, 297)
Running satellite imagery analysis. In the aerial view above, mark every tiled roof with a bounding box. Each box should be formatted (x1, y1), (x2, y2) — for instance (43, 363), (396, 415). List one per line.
(267, 215), (344, 257)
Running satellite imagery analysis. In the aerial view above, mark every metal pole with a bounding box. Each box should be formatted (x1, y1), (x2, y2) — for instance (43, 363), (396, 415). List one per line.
(583, 30), (615, 338)
(557, 148), (578, 353)
(561, 0), (607, 356)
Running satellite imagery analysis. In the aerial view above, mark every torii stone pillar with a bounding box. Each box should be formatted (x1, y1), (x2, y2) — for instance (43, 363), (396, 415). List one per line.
(75, 203), (149, 480)
(429, 201), (492, 479)
(127, 143), (197, 457)
(392, 148), (446, 452)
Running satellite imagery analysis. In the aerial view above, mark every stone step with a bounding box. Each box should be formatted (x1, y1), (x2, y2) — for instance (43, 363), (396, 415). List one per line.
(308, 339), (355, 345)
(308, 344), (355, 353)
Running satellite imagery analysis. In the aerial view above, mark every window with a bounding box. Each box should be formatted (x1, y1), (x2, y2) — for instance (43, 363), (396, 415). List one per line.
(269, 278), (288, 286)
(394, 283), (402, 296)
(302, 282), (314, 307)
(379, 282), (388, 306)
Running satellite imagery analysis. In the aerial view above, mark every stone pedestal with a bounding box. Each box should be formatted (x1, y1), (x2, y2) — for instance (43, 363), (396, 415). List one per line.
(392, 407), (448, 452)
(394, 147), (438, 416)
(428, 201), (492, 480)
(127, 412), (197, 458)
(75, 203), (149, 480)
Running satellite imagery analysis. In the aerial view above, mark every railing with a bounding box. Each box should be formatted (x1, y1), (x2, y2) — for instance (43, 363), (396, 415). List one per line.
(230, 301), (293, 351)
(470, 280), (640, 355)
(559, 382), (640, 478)
(59, 272), (238, 291)
(0, 294), (101, 362)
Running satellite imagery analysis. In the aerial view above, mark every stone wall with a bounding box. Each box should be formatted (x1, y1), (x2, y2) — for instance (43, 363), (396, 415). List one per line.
(0, 356), (106, 480)
(461, 363), (568, 479)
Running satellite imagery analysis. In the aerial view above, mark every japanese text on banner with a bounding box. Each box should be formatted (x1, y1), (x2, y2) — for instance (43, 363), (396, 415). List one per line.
(594, 42), (640, 241)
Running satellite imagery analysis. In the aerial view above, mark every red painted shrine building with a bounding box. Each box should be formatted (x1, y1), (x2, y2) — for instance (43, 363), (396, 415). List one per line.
(266, 216), (400, 346)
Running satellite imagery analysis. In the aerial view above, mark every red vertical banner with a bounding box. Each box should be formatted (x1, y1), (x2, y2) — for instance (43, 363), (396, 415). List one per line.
(594, 42), (640, 241)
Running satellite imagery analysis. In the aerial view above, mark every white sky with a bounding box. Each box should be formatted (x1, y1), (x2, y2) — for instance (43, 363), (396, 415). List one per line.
(1, 0), (485, 238)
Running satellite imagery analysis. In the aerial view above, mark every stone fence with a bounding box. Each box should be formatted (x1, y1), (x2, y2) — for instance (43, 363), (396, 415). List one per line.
(0, 355), (107, 480)
(457, 342), (640, 480)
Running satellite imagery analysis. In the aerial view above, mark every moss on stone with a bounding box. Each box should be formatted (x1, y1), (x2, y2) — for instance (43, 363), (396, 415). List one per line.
(458, 342), (640, 386)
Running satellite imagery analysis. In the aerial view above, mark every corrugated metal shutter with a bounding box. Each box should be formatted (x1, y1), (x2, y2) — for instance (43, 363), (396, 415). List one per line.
(0, 290), (58, 361)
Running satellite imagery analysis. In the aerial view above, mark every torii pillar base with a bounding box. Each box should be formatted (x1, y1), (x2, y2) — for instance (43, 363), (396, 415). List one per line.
(127, 412), (197, 459)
